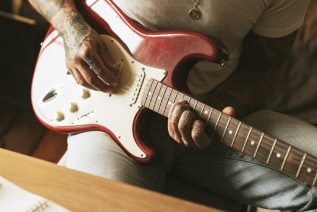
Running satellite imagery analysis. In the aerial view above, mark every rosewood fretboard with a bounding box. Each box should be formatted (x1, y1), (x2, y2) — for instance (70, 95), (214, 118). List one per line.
(141, 79), (317, 188)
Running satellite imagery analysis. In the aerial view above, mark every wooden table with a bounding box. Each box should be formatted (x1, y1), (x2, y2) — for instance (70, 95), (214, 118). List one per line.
(0, 148), (224, 212)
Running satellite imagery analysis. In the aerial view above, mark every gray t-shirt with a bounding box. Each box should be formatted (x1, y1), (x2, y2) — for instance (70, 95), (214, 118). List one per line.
(112, 0), (310, 95)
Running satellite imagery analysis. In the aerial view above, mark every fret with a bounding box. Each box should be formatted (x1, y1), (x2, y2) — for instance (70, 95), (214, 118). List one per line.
(201, 105), (211, 120)
(298, 155), (317, 185)
(183, 95), (191, 105)
(194, 102), (204, 118)
(159, 86), (172, 115)
(253, 132), (264, 158)
(179, 93), (185, 101)
(231, 121), (241, 147)
(242, 127), (252, 153)
(141, 79), (152, 105)
(154, 84), (166, 113)
(145, 80), (157, 109)
(207, 107), (214, 124)
(211, 112), (222, 141)
(163, 89), (178, 116)
(199, 104), (205, 117)
(148, 81), (161, 110)
(313, 173), (317, 186)
(266, 139), (277, 164)
(221, 117), (231, 143)
(267, 141), (289, 171)
(281, 146), (292, 171)
(193, 100), (198, 110)
(296, 153), (307, 178)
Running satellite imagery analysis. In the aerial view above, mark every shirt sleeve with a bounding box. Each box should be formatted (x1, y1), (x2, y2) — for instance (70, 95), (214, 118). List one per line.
(252, 0), (311, 38)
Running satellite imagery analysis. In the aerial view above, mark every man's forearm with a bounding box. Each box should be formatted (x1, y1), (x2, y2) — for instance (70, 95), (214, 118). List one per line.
(28, 0), (70, 22)
(205, 31), (298, 118)
(28, 0), (91, 55)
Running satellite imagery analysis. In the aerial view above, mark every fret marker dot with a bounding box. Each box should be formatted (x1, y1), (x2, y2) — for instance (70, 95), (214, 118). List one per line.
(204, 110), (208, 114)
(250, 140), (255, 146)
(276, 153), (281, 158)
(229, 130), (233, 135)
(148, 92), (152, 96)
(168, 102), (172, 105)
(158, 96), (161, 100)
(307, 168), (312, 173)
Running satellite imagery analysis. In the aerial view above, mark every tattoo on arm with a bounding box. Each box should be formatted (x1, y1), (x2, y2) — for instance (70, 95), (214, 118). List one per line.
(29, 0), (91, 58)
(28, 0), (66, 21)
(53, 8), (91, 51)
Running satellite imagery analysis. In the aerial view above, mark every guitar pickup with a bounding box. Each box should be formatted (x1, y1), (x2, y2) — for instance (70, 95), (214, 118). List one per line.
(130, 71), (145, 105)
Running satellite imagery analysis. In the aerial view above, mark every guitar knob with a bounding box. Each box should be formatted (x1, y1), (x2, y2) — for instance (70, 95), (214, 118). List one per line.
(55, 112), (65, 122)
(69, 102), (78, 113)
(81, 89), (91, 99)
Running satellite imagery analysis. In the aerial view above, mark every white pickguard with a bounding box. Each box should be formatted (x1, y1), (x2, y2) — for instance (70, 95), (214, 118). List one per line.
(31, 34), (167, 159)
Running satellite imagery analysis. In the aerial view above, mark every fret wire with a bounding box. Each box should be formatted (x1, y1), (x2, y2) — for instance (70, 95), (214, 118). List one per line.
(199, 104), (205, 117)
(157, 85), (168, 114)
(193, 100), (198, 110)
(145, 79), (156, 108)
(153, 83), (164, 112)
(164, 88), (178, 117)
(142, 79), (151, 103)
(253, 132), (264, 158)
(231, 121), (241, 147)
(313, 172), (317, 186)
(221, 117), (231, 143)
(266, 139), (277, 164)
(281, 146), (292, 171)
(207, 107), (214, 124)
(162, 87), (173, 115)
(211, 112), (222, 140)
(242, 127), (252, 153)
(296, 153), (307, 178)
(180, 93), (185, 101)
(213, 112), (222, 132)
(142, 79), (153, 106)
(150, 81), (160, 110)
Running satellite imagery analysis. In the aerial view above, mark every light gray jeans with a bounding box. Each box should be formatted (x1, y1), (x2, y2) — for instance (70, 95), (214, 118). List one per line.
(66, 110), (317, 211)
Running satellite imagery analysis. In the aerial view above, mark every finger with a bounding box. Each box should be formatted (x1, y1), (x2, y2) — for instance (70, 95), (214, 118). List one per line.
(178, 109), (196, 147)
(222, 106), (236, 117)
(70, 68), (96, 90)
(167, 101), (190, 144)
(192, 120), (211, 148)
(76, 61), (114, 92)
(97, 41), (118, 74)
(86, 54), (119, 89)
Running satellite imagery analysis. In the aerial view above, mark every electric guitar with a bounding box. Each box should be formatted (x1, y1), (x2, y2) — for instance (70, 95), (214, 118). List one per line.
(31, 0), (317, 188)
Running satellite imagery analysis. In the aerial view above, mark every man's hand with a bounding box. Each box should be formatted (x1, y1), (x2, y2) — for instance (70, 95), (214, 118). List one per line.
(52, 8), (119, 93)
(63, 28), (119, 93)
(28, 0), (119, 93)
(168, 100), (235, 148)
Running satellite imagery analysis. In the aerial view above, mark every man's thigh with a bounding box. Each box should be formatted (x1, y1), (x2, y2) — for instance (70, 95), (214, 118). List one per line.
(174, 110), (317, 211)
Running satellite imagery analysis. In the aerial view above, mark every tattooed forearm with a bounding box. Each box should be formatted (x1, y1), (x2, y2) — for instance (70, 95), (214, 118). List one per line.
(28, 0), (66, 21)
(52, 8), (91, 51)
(29, 0), (91, 56)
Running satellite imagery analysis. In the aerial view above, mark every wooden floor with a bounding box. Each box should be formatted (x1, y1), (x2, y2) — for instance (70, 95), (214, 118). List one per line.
(0, 97), (67, 163)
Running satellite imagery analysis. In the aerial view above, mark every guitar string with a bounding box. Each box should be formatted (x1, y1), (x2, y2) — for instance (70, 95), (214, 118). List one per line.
(93, 79), (317, 171)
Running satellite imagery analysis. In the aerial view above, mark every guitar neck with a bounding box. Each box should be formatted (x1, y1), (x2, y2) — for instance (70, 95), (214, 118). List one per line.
(141, 79), (317, 188)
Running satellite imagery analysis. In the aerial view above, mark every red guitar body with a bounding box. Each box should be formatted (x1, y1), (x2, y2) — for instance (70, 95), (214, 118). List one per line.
(31, 0), (227, 163)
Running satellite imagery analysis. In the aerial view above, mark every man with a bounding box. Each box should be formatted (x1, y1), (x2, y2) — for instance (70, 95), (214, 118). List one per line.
(29, 0), (317, 210)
